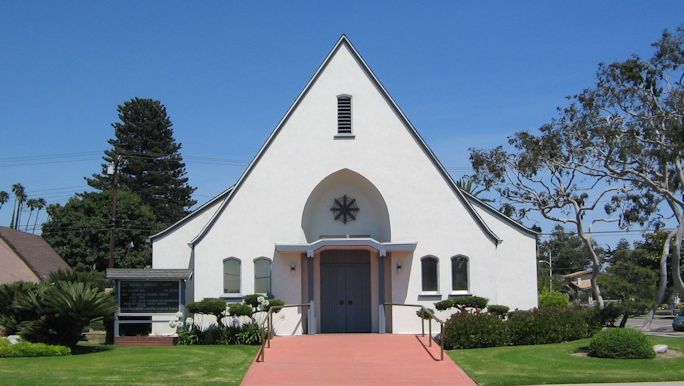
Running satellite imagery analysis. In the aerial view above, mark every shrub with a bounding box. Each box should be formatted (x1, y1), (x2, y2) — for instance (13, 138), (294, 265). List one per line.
(177, 329), (201, 345)
(453, 296), (488, 311)
(178, 324), (264, 345)
(589, 328), (655, 359)
(443, 313), (509, 349)
(0, 339), (71, 357)
(434, 296), (489, 314)
(486, 305), (510, 318)
(15, 281), (117, 348)
(434, 300), (454, 311)
(594, 303), (624, 327)
(228, 303), (253, 317)
(539, 290), (569, 308)
(507, 307), (591, 345)
(237, 323), (264, 345)
(265, 299), (285, 313)
(187, 298), (227, 326)
(47, 269), (107, 290)
(0, 281), (39, 335)
(416, 308), (435, 320)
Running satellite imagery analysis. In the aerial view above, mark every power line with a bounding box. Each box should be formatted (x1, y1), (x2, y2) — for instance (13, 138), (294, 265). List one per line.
(0, 149), (475, 170)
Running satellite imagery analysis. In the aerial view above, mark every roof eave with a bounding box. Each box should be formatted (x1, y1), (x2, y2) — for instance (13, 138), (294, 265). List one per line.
(149, 186), (234, 241)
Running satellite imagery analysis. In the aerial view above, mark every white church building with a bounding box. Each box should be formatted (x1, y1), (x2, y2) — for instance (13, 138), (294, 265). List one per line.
(147, 36), (538, 335)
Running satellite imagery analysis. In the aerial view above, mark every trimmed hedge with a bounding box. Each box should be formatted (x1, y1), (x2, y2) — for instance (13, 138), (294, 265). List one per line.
(442, 306), (598, 349)
(443, 313), (510, 349)
(588, 328), (655, 359)
(0, 339), (71, 357)
(508, 307), (592, 345)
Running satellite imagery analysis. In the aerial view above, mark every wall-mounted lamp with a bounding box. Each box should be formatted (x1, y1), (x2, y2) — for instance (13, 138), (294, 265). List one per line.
(290, 263), (296, 272)
(396, 262), (402, 271)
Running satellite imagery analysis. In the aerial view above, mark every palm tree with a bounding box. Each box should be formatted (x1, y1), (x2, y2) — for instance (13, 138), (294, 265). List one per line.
(0, 191), (8, 212)
(24, 199), (40, 231)
(456, 175), (491, 200)
(32, 198), (46, 234)
(10, 183), (26, 230)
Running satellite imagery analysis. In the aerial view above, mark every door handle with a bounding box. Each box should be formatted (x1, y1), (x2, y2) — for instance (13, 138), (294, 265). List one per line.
(348, 300), (353, 305)
(339, 300), (344, 305)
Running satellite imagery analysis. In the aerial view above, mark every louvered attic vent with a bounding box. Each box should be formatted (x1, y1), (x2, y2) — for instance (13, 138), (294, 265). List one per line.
(337, 95), (352, 134)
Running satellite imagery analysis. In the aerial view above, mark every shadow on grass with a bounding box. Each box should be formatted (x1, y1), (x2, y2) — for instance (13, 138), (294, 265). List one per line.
(71, 344), (113, 355)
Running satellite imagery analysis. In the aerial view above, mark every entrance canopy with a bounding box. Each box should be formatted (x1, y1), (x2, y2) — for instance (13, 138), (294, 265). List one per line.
(275, 237), (416, 257)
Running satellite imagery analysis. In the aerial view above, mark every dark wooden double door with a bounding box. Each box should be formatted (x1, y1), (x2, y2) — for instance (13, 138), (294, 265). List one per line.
(320, 250), (371, 333)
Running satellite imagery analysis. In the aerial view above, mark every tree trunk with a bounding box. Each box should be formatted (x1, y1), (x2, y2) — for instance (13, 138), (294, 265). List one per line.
(32, 209), (41, 234)
(619, 313), (629, 328)
(24, 210), (33, 231)
(672, 220), (684, 298)
(9, 200), (17, 229)
(643, 229), (676, 331)
(576, 224), (604, 308)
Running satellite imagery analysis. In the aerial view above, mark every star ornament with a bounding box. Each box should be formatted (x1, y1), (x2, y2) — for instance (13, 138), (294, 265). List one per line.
(330, 195), (360, 224)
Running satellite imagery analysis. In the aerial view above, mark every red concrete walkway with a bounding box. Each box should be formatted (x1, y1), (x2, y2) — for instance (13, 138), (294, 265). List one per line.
(241, 334), (477, 386)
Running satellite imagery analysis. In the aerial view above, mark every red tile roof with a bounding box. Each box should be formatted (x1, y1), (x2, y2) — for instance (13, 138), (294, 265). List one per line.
(0, 226), (70, 280)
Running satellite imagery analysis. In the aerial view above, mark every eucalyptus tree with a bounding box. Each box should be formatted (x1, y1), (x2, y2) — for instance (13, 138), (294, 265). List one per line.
(470, 122), (652, 308)
(551, 26), (684, 320)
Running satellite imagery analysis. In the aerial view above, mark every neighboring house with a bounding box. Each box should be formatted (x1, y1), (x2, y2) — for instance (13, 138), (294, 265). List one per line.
(0, 226), (70, 284)
(562, 270), (595, 304)
(147, 36), (539, 335)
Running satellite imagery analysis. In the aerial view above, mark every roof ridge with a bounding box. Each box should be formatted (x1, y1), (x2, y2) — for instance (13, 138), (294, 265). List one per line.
(174, 35), (503, 246)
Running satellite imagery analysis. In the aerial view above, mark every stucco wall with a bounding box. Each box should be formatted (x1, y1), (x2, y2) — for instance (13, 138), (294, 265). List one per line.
(471, 203), (538, 310)
(152, 41), (538, 335)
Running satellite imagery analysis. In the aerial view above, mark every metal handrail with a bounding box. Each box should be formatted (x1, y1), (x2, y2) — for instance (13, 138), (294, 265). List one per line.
(383, 303), (445, 361)
(256, 303), (310, 362)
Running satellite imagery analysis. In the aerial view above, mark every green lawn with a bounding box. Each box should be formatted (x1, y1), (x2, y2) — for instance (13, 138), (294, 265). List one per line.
(449, 336), (684, 385)
(0, 344), (258, 385)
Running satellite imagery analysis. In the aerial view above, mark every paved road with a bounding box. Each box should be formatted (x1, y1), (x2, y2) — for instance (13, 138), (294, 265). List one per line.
(625, 315), (684, 337)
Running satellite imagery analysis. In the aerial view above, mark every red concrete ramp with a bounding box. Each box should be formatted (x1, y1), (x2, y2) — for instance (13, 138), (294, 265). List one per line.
(242, 334), (476, 386)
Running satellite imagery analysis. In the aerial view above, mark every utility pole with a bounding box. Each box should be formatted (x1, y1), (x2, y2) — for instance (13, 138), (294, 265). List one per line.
(548, 249), (553, 291)
(538, 247), (553, 291)
(108, 154), (120, 269)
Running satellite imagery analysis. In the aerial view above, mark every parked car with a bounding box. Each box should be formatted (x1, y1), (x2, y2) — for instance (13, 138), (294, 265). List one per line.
(673, 309), (684, 332)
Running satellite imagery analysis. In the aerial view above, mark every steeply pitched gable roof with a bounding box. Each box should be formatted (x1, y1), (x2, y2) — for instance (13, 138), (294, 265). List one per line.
(0, 226), (70, 280)
(154, 35), (538, 246)
(149, 185), (234, 241)
(462, 190), (539, 237)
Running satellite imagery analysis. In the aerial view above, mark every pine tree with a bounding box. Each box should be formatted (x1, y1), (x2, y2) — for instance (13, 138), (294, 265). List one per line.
(88, 98), (196, 226)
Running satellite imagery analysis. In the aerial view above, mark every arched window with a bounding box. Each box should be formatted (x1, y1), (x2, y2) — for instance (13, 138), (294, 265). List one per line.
(451, 255), (469, 292)
(223, 258), (241, 294)
(421, 256), (439, 292)
(254, 258), (272, 295)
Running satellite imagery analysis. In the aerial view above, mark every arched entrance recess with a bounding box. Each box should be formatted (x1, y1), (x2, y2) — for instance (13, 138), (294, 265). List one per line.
(301, 169), (391, 243)
(298, 169), (392, 332)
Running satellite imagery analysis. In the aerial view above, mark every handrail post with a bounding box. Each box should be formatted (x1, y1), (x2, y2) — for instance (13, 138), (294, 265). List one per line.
(440, 322), (444, 361)
(266, 308), (273, 348)
(428, 315), (432, 347)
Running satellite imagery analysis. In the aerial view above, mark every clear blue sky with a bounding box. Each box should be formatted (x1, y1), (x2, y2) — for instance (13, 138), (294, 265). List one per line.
(1, 1), (681, 245)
